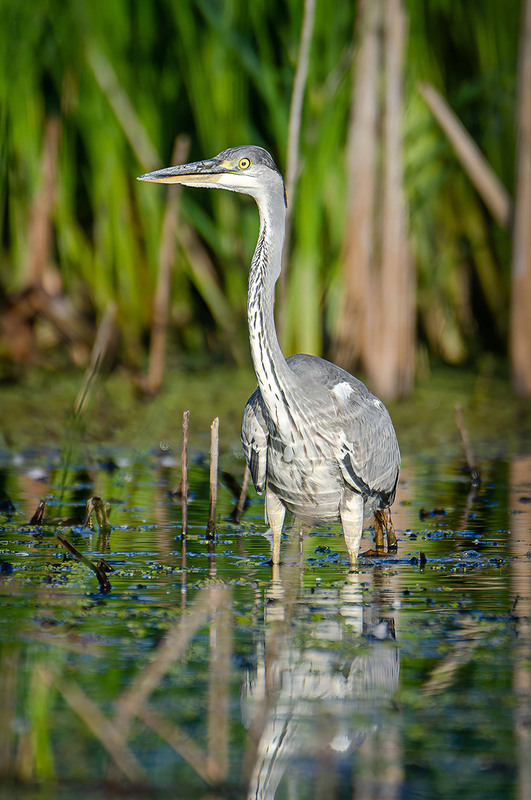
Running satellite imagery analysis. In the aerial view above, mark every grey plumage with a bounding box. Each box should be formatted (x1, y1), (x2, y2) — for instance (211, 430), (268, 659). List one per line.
(242, 353), (399, 519)
(138, 144), (400, 566)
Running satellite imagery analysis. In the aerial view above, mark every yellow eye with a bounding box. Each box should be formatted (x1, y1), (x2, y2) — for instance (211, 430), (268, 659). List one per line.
(239, 157), (251, 170)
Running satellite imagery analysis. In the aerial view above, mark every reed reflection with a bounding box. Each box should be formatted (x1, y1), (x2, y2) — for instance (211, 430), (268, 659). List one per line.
(509, 455), (531, 800)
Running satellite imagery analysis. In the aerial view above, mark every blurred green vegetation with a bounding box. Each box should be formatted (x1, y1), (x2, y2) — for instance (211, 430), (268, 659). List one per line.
(2, 359), (531, 461)
(0, 0), (522, 376)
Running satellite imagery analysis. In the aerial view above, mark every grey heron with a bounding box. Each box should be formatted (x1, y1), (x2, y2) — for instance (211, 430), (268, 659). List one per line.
(138, 145), (400, 566)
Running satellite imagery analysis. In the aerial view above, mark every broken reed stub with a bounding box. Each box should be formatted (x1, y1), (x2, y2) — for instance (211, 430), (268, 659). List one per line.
(181, 410), (190, 536)
(206, 417), (219, 538)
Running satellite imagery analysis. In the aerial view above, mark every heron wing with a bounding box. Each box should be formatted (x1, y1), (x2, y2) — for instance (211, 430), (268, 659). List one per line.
(241, 388), (268, 494)
(337, 398), (400, 507)
(287, 354), (400, 506)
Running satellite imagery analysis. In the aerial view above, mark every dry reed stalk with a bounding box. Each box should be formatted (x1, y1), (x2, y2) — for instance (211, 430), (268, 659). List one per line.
(336, 0), (414, 399)
(181, 410), (190, 537)
(510, 0), (531, 397)
(175, 224), (243, 362)
(285, 0), (316, 207)
(24, 117), (61, 292)
(86, 46), (160, 171)
(56, 535), (112, 594)
(9, 117), (93, 363)
(334, 0), (381, 370)
(281, 0), (316, 310)
(74, 301), (118, 416)
(29, 500), (46, 526)
(206, 418), (219, 538)
(146, 135), (190, 394)
(378, 0), (414, 398)
(235, 464), (251, 523)
(419, 82), (512, 229)
(83, 496), (112, 534)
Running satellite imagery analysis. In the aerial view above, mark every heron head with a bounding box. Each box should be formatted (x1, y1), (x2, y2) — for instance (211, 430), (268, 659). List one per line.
(138, 145), (286, 205)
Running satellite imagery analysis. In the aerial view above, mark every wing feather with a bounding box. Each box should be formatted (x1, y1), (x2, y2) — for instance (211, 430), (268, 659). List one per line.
(241, 388), (268, 494)
(286, 353), (400, 507)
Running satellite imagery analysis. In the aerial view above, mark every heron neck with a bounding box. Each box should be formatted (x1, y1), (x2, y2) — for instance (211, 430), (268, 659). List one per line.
(248, 187), (293, 411)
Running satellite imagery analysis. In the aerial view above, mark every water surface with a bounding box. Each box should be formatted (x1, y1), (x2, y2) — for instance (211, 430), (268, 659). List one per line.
(0, 444), (530, 799)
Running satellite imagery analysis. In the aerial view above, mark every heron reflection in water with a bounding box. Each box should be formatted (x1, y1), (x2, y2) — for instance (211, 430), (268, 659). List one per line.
(139, 146), (400, 566)
(241, 569), (400, 799)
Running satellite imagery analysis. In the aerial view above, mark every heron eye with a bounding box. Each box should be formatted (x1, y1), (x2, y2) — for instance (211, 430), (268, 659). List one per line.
(239, 157), (251, 170)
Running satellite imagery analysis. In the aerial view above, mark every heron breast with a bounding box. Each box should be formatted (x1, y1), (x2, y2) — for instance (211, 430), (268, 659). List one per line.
(266, 443), (344, 523)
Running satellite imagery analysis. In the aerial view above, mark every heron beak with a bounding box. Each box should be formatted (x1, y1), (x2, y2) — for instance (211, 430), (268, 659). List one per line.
(137, 158), (227, 185)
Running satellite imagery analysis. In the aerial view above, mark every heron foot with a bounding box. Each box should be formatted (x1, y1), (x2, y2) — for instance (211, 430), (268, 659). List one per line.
(360, 548), (394, 558)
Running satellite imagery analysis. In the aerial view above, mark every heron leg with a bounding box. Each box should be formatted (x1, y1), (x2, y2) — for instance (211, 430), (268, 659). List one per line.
(374, 508), (398, 552)
(373, 511), (385, 552)
(385, 508), (398, 551)
(265, 486), (285, 565)
(340, 492), (364, 569)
